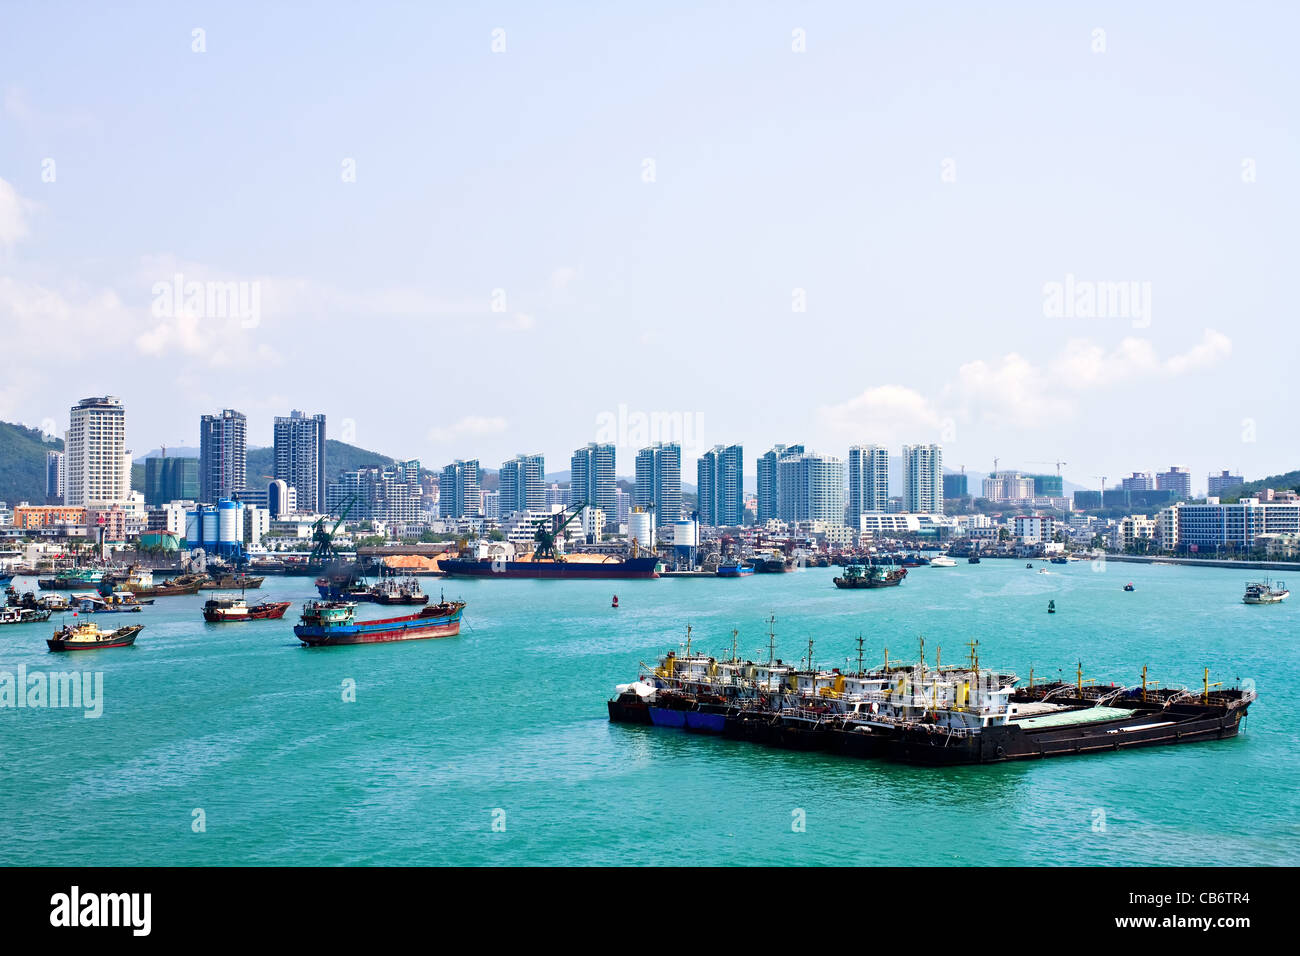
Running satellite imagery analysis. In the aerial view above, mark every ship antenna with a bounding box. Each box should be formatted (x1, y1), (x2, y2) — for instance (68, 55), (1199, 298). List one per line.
(806, 635), (814, 674)
(856, 634), (864, 676)
(767, 614), (776, 665)
(731, 627), (739, 663)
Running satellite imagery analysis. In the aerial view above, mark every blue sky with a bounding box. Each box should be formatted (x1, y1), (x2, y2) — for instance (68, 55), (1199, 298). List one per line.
(1, 2), (1296, 494)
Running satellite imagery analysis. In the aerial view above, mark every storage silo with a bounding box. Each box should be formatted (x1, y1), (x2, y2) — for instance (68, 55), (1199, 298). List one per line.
(628, 510), (655, 551)
(217, 499), (244, 555)
(672, 519), (698, 570)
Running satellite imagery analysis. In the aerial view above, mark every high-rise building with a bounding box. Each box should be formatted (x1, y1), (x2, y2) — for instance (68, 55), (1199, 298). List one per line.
(1156, 466), (1192, 500)
(274, 410), (327, 513)
(757, 444), (803, 523)
(45, 450), (65, 504)
(144, 455), (199, 506)
(499, 453), (545, 516)
(1121, 472), (1153, 492)
(943, 472), (968, 499)
(634, 442), (682, 528)
(777, 452), (845, 524)
(327, 460), (422, 524)
(982, 471), (1035, 503)
(901, 444), (943, 514)
(199, 409), (247, 504)
(570, 443), (616, 518)
(847, 445), (889, 523)
(697, 444), (744, 527)
(1027, 474), (1063, 498)
(1208, 470), (1245, 496)
(65, 396), (130, 508)
(439, 460), (481, 519)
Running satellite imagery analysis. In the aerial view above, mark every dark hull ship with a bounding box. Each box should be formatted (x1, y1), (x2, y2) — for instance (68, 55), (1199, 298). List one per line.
(833, 564), (907, 589)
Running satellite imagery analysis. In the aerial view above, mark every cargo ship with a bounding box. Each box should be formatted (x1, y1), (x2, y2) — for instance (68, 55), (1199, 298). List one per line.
(292, 598), (465, 646)
(607, 634), (1256, 766)
(439, 555), (660, 580)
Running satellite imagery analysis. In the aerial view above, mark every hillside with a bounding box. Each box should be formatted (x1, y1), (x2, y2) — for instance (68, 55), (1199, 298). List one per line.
(246, 440), (407, 485)
(1218, 470), (1300, 502)
(0, 421), (62, 505)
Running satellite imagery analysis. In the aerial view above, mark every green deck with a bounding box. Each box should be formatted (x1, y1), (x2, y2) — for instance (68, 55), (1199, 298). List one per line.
(1011, 706), (1137, 729)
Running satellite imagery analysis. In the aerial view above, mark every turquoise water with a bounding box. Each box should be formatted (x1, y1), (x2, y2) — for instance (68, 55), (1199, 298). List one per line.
(1, 560), (1295, 866)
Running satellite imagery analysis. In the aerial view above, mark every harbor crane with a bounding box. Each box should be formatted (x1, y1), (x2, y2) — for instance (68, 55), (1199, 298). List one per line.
(534, 501), (586, 562)
(308, 494), (358, 571)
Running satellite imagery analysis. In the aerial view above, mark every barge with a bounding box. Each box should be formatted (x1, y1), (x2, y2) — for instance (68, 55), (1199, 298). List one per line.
(293, 598), (465, 646)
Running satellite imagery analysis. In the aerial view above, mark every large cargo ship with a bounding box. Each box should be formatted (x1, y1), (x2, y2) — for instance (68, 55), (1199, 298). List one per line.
(292, 599), (465, 646)
(439, 555), (660, 580)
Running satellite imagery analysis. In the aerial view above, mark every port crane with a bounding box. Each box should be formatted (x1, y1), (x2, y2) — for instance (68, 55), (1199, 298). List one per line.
(533, 501), (586, 561)
(308, 494), (358, 570)
(1030, 460), (1069, 475)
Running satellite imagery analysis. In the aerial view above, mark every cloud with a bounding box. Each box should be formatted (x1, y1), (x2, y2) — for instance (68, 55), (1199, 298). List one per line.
(0, 177), (34, 245)
(1164, 329), (1231, 375)
(499, 311), (535, 331)
(550, 266), (579, 292)
(427, 416), (508, 443)
(820, 384), (946, 442)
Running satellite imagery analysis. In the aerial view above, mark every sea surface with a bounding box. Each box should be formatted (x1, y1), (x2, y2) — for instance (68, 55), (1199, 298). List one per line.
(1, 559), (1295, 866)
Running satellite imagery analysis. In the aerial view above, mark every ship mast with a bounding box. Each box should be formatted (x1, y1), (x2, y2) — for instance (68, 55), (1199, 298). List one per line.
(856, 634), (865, 676)
(767, 615), (776, 665)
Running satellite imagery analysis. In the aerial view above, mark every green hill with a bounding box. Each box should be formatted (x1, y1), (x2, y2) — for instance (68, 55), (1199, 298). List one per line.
(1218, 470), (1300, 502)
(0, 421), (63, 506)
(246, 440), (408, 485)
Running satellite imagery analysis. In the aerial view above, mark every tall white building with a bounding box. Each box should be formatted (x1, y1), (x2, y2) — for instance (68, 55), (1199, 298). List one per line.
(847, 445), (889, 524)
(901, 443), (943, 514)
(64, 396), (130, 508)
(778, 452), (845, 525)
(274, 410), (327, 513)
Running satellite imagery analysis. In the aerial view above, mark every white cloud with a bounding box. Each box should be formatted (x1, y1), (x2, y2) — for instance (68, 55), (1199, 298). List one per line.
(428, 416), (508, 443)
(500, 311), (535, 331)
(820, 384), (946, 442)
(0, 177), (34, 245)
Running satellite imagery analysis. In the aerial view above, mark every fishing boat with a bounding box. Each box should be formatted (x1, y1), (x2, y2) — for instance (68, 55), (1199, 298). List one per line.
(37, 568), (106, 590)
(0, 606), (53, 625)
(199, 573), (265, 590)
(371, 575), (429, 605)
(70, 591), (144, 614)
(47, 621), (143, 651)
(202, 595), (292, 622)
(0, 571), (14, 586)
(833, 564), (907, 589)
(1124, 583), (1135, 592)
(292, 598), (466, 646)
(967, 554), (981, 564)
(125, 571), (204, 597)
(1243, 579), (1289, 605)
(1050, 555), (1068, 564)
(929, 555), (957, 568)
(716, 559), (754, 578)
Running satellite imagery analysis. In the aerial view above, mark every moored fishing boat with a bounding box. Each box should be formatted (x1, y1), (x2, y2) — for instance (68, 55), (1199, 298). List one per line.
(715, 559), (753, 578)
(292, 598), (466, 646)
(70, 591), (144, 614)
(199, 573), (265, 590)
(37, 568), (107, 590)
(125, 571), (204, 597)
(47, 621), (143, 651)
(0, 605), (53, 625)
(833, 564), (907, 588)
(202, 595), (292, 622)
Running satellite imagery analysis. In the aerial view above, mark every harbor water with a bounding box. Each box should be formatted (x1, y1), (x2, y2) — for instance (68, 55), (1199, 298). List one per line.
(1, 559), (1294, 866)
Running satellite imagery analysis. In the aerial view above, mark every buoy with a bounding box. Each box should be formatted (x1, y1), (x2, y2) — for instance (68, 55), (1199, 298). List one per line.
(611, 595), (619, 608)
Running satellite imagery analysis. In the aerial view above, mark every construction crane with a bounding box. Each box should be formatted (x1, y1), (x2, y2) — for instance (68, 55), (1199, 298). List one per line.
(1030, 460), (1069, 475)
(1091, 476), (1107, 510)
(534, 501), (586, 562)
(308, 494), (358, 570)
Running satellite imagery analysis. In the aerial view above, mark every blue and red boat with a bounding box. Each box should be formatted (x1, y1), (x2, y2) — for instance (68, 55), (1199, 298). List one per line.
(293, 599), (465, 646)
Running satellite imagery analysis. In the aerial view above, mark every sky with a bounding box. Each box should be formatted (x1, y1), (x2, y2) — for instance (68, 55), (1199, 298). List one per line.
(1, 1), (1296, 496)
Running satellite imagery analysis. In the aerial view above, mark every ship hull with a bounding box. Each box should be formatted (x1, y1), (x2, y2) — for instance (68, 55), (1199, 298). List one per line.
(47, 625), (142, 651)
(293, 605), (463, 646)
(203, 601), (292, 622)
(440, 557), (660, 580)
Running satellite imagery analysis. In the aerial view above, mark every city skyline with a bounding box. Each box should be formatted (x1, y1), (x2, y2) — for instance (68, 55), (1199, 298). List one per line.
(2, 5), (1295, 491)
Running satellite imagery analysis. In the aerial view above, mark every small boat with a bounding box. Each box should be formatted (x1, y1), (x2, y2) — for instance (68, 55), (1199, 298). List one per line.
(70, 592), (144, 614)
(371, 575), (429, 606)
(202, 595), (293, 622)
(1047, 599), (1056, 614)
(1243, 579), (1289, 605)
(833, 564), (907, 589)
(47, 621), (143, 651)
(1123, 583), (1135, 592)
(1026, 563), (1034, 569)
(929, 556), (957, 568)
(716, 559), (754, 578)
(1038, 568), (1049, 575)
(37, 568), (107, 590)
(0, 571), (14, 586)
(1050, 555), (1068, 564)
(967, 554), (981, 564)
(199, 573), (265, 590)
(0, 605), (53, 625)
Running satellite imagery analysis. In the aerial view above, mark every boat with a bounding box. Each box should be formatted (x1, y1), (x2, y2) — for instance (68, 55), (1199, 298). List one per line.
(607, 638), (1257, 766)
(0, 571), (13, 586)
(70, 591), (144, 614)
(37, 568), (107, 590)
(371, 575), (429, 605)
(202, 595), (292, 622)
(1050, 555), (1068, 564)
(899, 553), (930, 567)
(1038, 568), (1049, 574)
(716, 559), (754, 578)
(929, 555), (957, 568)
(751, 551), (794, 573)
(7, 587), (71, 612)
(292, 599), (466, 646)
(833, 564), (907, 589)
(611, 595), (619, 609)
(439, 555), (661, 580)
(47, 621), (143, 651)
(1124, 583), (1135, 592)
(1047, 599), (1056, 614)
(0, 606), (53, 625)
(1026, 563), (1034, 569)
(125, 572), (204, 597)
(967, 554), (981, 564)
(199, 573), (265, 590)
(1243, 579), (1289, 605)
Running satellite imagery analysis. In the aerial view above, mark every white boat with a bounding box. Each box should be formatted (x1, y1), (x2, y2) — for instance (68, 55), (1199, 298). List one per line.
(929, 556), (957, 568)
(1243, 580), (1289, 605)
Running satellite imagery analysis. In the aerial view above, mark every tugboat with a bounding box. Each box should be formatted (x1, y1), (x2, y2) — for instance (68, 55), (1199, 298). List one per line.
(47, 620), (143, 651)
(1243, 579), (1289, 605)
(293, 597), (466, 646)
(833, 564), (907, 589)
(202, 595), (293, 622)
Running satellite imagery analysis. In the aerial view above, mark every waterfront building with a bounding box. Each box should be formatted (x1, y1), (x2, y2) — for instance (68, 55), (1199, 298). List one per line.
(327, 460), (422, 525)
(64, 396), (130, 509)
(634, 442), (682, 528)
(1158, 492), (1300, 552)
(778, 452), (845, 525)
(1156, 465), (1192, 500)
(757, 444), (803, 524)
(847, 445), (889, 524)
(901, 444), (943, 514)
(45, 451), (65, 504)
(273, 410), (327, 513)
(1121, 472), (1153, 492)
(144, 455), (199, 506)
(570, 443), (616, 518)
(439, 459), (481, 519)
(697, 443), (744, 527)
(1013, 514), (1056, 545)
(11, 505), (88, 531)
(1207, 470), (1245, 496)
(199, 408), (247, 504)
(1112, 514), (1158, 550)
(499, 453), (545, 516)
